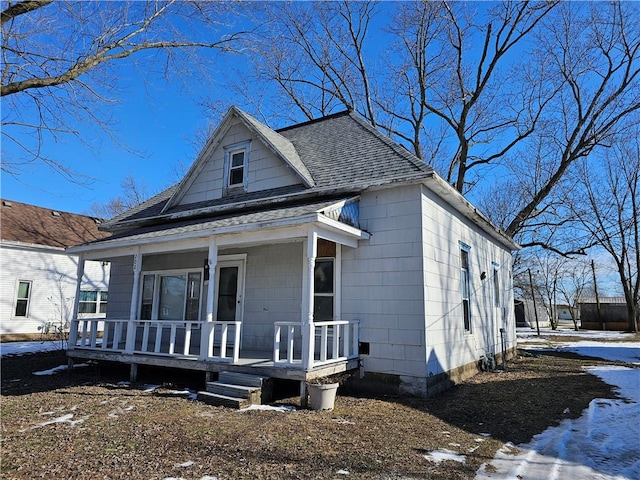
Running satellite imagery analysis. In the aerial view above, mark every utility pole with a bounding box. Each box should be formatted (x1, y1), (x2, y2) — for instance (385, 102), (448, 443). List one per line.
(528, 268), (541, 337)
(591, 260), (603, 330)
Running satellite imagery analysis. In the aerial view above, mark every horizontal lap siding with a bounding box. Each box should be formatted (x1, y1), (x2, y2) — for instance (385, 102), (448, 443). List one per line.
(0, 246), (110, 335)
(421, 185), (515, 377)
(342, 185), (428, 378)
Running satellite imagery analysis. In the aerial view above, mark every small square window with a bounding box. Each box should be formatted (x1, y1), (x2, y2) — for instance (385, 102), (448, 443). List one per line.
(228, 150), (245, 187)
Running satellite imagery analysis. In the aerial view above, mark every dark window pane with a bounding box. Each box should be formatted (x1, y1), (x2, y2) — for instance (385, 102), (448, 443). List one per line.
(99, 302), (107, 314)
(231, 151), (244, 167)
(230, 167), (243, 185)
(314, 296), (334, 321)
(217, 267), (238, 321)
(78, 303), (97, 314)
(15, 299), (27, 317)
(99, 291), (108, 302)
(314, 260), (334, 294)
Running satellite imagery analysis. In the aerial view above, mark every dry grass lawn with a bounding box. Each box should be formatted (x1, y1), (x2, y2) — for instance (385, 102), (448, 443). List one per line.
(1, 338), (634, 480)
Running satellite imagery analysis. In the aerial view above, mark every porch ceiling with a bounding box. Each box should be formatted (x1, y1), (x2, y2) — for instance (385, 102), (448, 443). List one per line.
(68, 197), (369, 260)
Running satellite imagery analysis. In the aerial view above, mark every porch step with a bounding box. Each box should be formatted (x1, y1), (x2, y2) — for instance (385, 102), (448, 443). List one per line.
(205, 382), (261, 404)
(196, 371), (273, 409)
(196, 391), (251, 409)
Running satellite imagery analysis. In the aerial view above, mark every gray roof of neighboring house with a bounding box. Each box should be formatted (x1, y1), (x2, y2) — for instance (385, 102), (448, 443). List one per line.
(102, 109), (433, 231)
(578, 297), (628, 305)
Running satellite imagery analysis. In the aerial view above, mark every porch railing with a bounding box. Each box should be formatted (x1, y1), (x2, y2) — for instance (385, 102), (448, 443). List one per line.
(69, 318), (241, 362)
(274, 320), (359, 368)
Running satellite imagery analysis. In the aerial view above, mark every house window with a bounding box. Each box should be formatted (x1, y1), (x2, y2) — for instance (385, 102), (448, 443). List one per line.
(14, 280), (32, 317)
(460, 246), (471, 332)
(229, 150), (245, 186)
(224, 141), (250, 191)
(78, 290), (108, 314)
(314, 258), (334, 321)
(493, 263), (500, 308)
(139, 271), (202, 321)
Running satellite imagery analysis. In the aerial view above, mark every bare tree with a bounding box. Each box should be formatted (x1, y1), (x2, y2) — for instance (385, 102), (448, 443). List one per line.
(556, 258), (592, 331)
(89, 175), (152, 220)
(569, 125), (640, 332)
(1, 0), (246, 179)
(505, 1), (640, 239)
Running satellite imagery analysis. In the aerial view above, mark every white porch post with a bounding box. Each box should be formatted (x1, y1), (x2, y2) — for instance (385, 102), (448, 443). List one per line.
(68, 254), (85, 350)
(125, 248), (142, 352)
(200, 239), (218, 360)
(302, 230), (317, 371)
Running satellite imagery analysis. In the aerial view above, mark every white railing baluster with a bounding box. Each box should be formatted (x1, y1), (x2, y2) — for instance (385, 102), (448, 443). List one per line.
(183, 323), (192, 356)
(287, 325), (295, 363)
(274, 323), (281, 361)
(320, 325), (328, 362)
(154, 322), (162, 353)
(169, 324), (177, 355)
(220, 323), (228, 359)
(333, 323), (340, 359)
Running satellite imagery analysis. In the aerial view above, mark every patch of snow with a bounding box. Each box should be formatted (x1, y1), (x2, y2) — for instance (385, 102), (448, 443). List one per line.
(238, 404), (296, 413)
(177, 461), (194, 468)
(0, 341), (64, 357)
(336, 469), (350, 475)
(117, 381), (130, 386)
(33, 363), (90, 376)
(143, 384), (161, 392)
(424, 449), (467, 464)
(476, 364), (640, 480)
(517, 328), (635, 341)
(23, 412), (89, 431)
(167, 389), (198, 400)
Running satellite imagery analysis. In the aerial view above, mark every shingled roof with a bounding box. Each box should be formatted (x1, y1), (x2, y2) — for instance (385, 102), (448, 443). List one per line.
(0, 199), (111, 248)
(102, 108), (433, 231)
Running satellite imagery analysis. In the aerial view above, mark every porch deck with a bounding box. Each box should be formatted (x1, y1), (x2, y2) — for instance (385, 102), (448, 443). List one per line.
(67, 318), (359, 382)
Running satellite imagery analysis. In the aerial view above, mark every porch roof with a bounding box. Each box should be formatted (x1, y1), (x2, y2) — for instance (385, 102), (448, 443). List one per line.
(67, 197), (368, 257)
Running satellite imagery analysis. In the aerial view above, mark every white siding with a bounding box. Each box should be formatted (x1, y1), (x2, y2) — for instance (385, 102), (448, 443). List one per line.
(179, 119), (303, 206)
(341, 183), (515, 394)
(420, 185), (515, 378)
(342, 185), (428, 378)
(0, 244), (110, 335)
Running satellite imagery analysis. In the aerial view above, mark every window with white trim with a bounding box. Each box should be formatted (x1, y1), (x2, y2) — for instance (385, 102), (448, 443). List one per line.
(139, 271), (202, 321)
(314, 258), (334, 321)
(14, 280), (32, 317)
(78, 290), (108, 314)
(224, 141), (250, 192)
(460, 245), (471, 332)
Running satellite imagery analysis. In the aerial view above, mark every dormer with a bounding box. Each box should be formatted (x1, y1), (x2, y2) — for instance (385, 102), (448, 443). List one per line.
(163, 107), (314, 212)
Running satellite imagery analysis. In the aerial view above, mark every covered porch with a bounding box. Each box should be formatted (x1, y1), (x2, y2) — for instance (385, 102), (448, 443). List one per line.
(67, 202), (367, 397)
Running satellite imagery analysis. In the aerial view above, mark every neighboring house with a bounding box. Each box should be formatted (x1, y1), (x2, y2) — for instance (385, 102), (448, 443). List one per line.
(514, 298), (551, 329)
(66, 107), (519, 401)
(578, 297), (629, 331)
(556, 304), (574, 322)
(0, 200), (111, 339)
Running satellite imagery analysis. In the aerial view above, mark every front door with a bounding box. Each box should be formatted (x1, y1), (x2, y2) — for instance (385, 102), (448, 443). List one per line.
(215, 260), (245, 322)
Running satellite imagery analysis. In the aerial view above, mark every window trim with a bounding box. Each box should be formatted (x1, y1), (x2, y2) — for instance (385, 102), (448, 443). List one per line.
(138, 269), (204, 321)
(459, 243), (471, 333)
(78, 290), (108, 316)
(492, 262), (500, 308)
(223, 140), (251, 193)
(314, 257), (335, 322)
(14, 280), (32, 318)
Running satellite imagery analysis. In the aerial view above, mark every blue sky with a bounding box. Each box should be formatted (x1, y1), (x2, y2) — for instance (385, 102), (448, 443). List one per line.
(1, 65), (209, 214)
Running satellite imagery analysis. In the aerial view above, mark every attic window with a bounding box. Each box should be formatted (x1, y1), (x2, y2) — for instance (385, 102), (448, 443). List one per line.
(223, 140), (250, 193)
(51, 211), (61, 217)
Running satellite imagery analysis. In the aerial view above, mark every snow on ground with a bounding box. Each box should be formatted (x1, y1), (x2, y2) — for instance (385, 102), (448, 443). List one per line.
(0, 341), (64, 357)
(517, 327), (640, 364)
(474, 330), (640, 480)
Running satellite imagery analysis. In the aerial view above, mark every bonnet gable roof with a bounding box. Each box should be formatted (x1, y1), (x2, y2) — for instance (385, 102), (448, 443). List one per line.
(163, 106), (314, 213)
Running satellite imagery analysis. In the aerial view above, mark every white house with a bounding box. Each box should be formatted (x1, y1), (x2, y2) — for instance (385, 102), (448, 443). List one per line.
(66, 107), (519, 402)
(0, 200), (111, 339)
